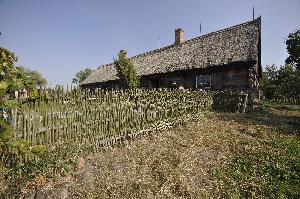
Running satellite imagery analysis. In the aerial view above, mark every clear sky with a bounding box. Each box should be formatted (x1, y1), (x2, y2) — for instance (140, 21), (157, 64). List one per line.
(0, 0), (299, 86)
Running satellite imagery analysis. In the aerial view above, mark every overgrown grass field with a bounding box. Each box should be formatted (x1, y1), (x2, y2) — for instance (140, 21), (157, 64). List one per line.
(2, 102), (299, 198)
(63, 103), (299, 198)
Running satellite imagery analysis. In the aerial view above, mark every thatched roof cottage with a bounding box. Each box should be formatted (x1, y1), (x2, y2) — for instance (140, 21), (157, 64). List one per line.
(80, 17), (261, 92)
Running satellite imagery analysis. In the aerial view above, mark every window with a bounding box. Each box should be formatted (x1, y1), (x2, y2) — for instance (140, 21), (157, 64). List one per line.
(196, 73), (222, 89)
(196, 74), (211, 88)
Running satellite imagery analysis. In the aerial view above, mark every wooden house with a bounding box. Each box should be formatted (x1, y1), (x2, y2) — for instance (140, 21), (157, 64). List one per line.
(80, 17), (261, 94)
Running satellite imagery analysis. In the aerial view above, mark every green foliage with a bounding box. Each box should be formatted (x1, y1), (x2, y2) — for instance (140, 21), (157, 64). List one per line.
(114, 50), (140, 89)
(0, 47), (24, 146)
(3, 100), (18, 109)
(213, 132), (300, 198)
(0, 47), (46, 102)
(0, 126), (12, 141)
(28, 88), (39, 100)
(72, 68), (93, 84)
(2, 140), (88, 197)
(31, 145), (48, 157)
(262, 29), (300, 101)
(261, 65), (279, 99)
(17, 66), (47, 88)
(0, 47), (24, 100)
(276, 65), (300, 98)
(16, 66), (47, 100)
(286, 29), (300, 69)
(0, 47), (51, 197)
(261, 64), (300, 100)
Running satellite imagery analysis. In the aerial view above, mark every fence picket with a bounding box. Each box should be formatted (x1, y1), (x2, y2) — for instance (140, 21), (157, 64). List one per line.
(14, 89), (247, 154)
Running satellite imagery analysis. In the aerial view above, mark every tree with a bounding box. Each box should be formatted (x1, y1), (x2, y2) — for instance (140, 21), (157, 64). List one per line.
(0, 47), (25, 141)
(0, 47), (48, 196)
(261, 64), (300, 100)
(260, 65), (279, 99)
(72, 68), (92, 84)
(285, 29), (300, 69)
(16, 66), (47, 88)
(276, 64), (300, 98)
(114, 50), (140, 89)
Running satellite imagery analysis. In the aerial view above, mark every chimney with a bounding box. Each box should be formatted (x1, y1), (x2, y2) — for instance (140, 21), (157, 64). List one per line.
(174, 28), (184, 45)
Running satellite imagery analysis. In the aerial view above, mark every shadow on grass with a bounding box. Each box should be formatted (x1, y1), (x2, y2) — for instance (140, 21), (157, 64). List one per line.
(271, 104), (300, 112)
(215, 106), (300, 136)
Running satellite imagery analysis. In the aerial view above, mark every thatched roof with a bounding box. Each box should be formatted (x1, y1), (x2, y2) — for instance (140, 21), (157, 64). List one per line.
(81, 17), (261, 85)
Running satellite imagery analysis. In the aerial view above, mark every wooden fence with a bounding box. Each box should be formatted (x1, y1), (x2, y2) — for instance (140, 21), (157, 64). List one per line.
(12, 89), (247, 152)
(271, 97), (300, 104)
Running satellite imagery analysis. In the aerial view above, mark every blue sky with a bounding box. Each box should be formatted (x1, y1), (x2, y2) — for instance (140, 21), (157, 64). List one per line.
(0, 0), (299, 86)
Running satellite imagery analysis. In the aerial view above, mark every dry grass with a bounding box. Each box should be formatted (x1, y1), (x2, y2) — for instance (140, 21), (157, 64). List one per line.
(66, 106), (299, 198)
(0, 163), (8, 198)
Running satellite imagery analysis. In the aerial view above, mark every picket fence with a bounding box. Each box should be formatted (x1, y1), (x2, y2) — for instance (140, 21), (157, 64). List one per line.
(12, 88), (248, 151)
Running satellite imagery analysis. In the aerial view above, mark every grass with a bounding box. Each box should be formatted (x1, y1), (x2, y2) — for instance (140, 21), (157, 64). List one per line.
(0, 163), (8, 197)
(213, 104), (299, 198)
(264, 100), (300, 111)
(0, 140), (93, 198)
(3, 102), (299, 198)
(212, 113), (300, 198)
(64, 103), (300, 198)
